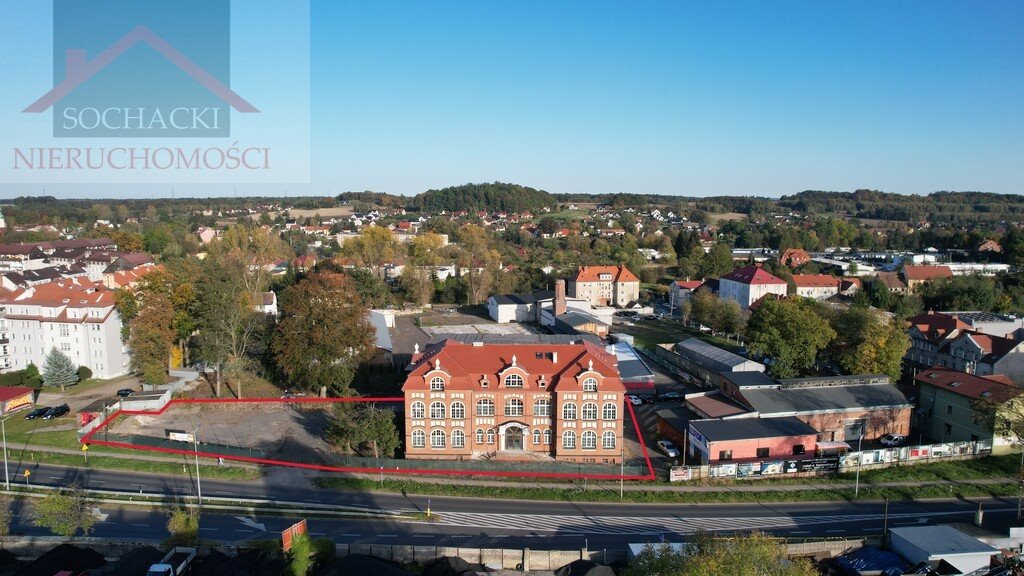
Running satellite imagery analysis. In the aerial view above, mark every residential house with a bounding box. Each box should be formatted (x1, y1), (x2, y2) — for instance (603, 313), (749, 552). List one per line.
(902, 265), (953, 292)
(914, 367), (1023, 452)
(978, 239), (1002, 253)
(717, 265), (788, 311)
(780, 248), (811, 267)
(403, 340), (625, 463)
(668, 280), (703, 311)
(905, 311), (1024, 381)
(791, 274), (840, 300)
(568, 265), (640, 308)
(874, 272), (908, 295)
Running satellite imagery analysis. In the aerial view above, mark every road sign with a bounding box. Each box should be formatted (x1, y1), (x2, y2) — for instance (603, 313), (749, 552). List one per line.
(282, 519), (307, 552)
(22, 469), (30, 477)
(81, 443), (89, 451)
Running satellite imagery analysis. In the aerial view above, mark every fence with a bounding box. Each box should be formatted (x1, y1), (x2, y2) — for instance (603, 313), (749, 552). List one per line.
(669, 440), (994, 481)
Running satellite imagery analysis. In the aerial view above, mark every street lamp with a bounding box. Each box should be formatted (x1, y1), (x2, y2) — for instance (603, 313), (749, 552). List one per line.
(192, 426), (202, 506)
(854, 434), (864, 498)
(1, 412), (10, 487)
(619, 435), (625, 499)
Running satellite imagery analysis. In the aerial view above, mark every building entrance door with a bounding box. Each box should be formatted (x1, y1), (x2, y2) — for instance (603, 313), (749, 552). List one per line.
(505, 427), (524, 450)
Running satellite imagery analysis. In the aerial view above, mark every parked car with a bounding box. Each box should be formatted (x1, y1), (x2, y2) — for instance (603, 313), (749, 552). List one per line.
(41, 404), (69, 420)
(24, 407), (49, 420)
(657, 439), (680, 458)
(636, 394), (656, 404)
(880, 433), (907, 447)
(656, 391), (684, 402)
(116, 388), (135, 398)
(625, 394), (643, 406)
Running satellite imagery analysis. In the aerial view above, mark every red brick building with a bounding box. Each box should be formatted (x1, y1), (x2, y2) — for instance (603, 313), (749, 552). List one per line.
(403, 340), (625, 464)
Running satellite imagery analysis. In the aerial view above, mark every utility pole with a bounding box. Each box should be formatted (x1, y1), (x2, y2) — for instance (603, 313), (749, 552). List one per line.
(1, 416), (10, 491)
(882, 497), (889, 537)
(854, 434), (864, 498)
(620, 436), (625, 499)
(193, 426), (202, 506)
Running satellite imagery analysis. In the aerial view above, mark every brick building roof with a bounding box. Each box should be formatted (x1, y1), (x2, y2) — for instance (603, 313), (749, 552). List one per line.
(915, 366), (1022, 402)
(572, 265), (639, 283)
(720, 265), (787, 286)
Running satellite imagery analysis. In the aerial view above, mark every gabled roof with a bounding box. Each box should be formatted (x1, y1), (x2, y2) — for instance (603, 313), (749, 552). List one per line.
(915, 366), (1022, 402)
(572, 265), (639, 283)
(903, 265), (953, 281)
(405, 340), (624, 392)
(720, 265), (787, 286)
(907, 311), (970, 342)
(875, 272), (907, 290)
(792, 274), (840, 288)
(674, 280), (703, 290)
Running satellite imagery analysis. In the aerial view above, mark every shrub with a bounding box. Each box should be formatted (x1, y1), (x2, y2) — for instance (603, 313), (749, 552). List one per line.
(77, 366), (93, 381)
(288, 533), (311, 576)
(311, 537), (336, 563)
(165, 507), (200, 546)
(23, 363), (39, 380)
(24, 377), (43, 389)
(0, 371), (24, 387)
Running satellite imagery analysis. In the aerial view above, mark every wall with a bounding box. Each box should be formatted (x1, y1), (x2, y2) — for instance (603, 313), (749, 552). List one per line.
(701, 433), (818, 464)
(797, 407), (911, 443)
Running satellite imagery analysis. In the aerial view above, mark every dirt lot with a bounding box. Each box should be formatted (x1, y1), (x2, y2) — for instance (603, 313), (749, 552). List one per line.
(110, 402), (341, 465)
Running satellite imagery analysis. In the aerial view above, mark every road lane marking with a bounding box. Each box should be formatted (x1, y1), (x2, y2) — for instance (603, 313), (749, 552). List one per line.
(338, 534), (361, 537)
(200, 528), (218, 532)
(790, 531), (809, 534)
(378, 534), (397, 537)
(826, 530), (846, 534)
(235, 529), (254, 533)
(130, 524), (150, 527)
(309, 532), (326, 536)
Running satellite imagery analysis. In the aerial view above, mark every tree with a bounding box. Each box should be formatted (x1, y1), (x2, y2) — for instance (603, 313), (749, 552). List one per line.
(690, 288), (718, 328)
(340, 226), (400, 278)
(33, 483), (97, 538)
(289, 532), (312, 576)
(698, 244), (734, 279)
(625, 531), (816, 576)
(325, 402), (400, 458)
(714, 299), (744, 338)
(746, 298), (836, 378)
(128, 289), (175, 385)
(831, 308), (910, 381)
(166, 506), (201, 546)
(403, 232), (446, 305)
(42, 348), (79, 392)
(273, 273), (375, 396)
(457, 225), (502, 304)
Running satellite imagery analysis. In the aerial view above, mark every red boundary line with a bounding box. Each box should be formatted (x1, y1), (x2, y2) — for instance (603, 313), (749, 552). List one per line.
(81, 397), (658, 481)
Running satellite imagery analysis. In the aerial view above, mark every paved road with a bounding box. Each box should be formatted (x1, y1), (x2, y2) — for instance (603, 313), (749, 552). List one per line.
(4, 462), (1021, 549)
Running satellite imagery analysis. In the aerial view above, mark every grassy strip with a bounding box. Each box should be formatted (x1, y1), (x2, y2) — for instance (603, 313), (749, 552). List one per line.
(315, 477), (1019, 504)
(5, 449), (260, 480)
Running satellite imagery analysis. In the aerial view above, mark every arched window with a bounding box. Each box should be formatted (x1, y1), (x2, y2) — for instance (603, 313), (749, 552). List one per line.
(430, 429), (446, 448)
(452, 429), (465, 448)
(411, 429), (425, 448)
(505, 374), (524, 387)
(562, 430), (577, 449)
(429, 376), (445, 391)
(582, 377), (598, 392)
(429, 401), (446, 419)
(543, 430), (552, 445)
(451, 402), (466, 419)
(581, 402), (598, 420)
(475, 429), (484, 444)
(505, 398), (524, 417)
(602, 402), (617, 420)
(532, 429), (541, 445)
(533, 398), (550, 417)
(486, 429), (495, 444)
(582, 430), (597, 449)
(410, 401), (425, 419)
(476, 398), (495, 416)
(562, 402), (577, 420)
(602, 431), (616, 449)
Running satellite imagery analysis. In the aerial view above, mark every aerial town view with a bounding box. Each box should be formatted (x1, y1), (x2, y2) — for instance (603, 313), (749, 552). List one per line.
(0, 1), (1022, 575)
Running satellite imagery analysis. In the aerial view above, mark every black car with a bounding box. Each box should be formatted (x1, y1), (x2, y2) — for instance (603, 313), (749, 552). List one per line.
(116, 388), (135, 398)
(656, 391), (684, 402)
(24, 407), (50, 420)
(41, 404), (69, 420)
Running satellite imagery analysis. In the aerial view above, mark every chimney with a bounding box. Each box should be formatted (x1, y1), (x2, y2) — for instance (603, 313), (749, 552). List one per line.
(554, 279), (566, 317)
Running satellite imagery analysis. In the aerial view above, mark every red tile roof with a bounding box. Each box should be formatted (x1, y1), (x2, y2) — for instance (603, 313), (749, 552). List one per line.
(903, 265), (953, 281)
(405, 340), (624, 392)
(875, 272), (907, 290)
(675, 280), (703, 290)
(908, 311), (969, 342)
(780, 248), (810, 265)
(720, 265), (787, 286)
(792, 274), (840, 288)
(915, 366), (1023, 401)
(573, 265), (639, 283)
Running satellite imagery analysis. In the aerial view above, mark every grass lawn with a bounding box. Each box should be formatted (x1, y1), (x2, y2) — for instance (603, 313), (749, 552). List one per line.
(612, 319), (742, 352)
(5, 448), (260, 480)
(64, 377), (122, 396)
(315, 477), (1017, 504)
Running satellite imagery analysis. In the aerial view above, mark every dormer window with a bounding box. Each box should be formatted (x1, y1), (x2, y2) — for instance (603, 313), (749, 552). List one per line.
(505, 374), (524, 387)
(429, 376), (445, 391)
(582, 377), (598, 392)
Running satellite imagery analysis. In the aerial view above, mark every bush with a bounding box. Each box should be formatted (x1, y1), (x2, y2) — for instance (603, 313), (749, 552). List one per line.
(288, 533), (311, 576)
(23, 363), (39, 380)
(0, 371), (24, 387)
(77, 366), (93, 381)
(165, 507), (200, 546)
(311, 537), (336, 563)
(24, 377), (42, 389)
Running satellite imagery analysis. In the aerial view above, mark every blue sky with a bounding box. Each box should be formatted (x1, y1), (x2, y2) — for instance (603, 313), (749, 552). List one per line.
(1, 0), (1022, 198)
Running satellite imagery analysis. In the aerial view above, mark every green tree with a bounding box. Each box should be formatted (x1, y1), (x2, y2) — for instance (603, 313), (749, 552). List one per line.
(746, 298), (836, 378)
(340, 226), (400, 278)
(690, 288), (718, 328)
(714, 299), (744, 338)
(33, 484), (97, 538)
(166, 507), (201, 546)
(325, 402), (400, 458)
(289, 533), (312, 576)
(273, 273), (375, 396)
(128, 288), (175, 385)
(831, 308), (910, 380)
(698, 244), (735, 279)
(42, 348), (79, 392)
(626, 532), (816, 576)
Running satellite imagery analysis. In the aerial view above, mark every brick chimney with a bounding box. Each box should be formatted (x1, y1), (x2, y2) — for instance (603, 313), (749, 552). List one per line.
(554, 279), (567, 317)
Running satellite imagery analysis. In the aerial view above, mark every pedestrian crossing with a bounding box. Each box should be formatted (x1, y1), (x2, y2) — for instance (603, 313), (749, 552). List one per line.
(412, 508), (1002, 536)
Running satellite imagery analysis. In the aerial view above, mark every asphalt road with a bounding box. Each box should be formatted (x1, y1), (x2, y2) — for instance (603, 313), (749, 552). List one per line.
(4, 462), (1021, 549)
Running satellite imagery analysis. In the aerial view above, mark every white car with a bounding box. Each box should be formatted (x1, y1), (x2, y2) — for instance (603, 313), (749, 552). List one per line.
(879, 434), (906, 447)
(656, 439), (680, 458)
(626, 395), (643, 406)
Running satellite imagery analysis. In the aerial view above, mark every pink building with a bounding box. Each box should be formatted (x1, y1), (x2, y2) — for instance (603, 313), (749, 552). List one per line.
(687, 417), (818, 464)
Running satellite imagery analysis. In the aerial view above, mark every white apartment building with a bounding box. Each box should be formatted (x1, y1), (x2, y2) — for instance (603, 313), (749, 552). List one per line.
(0, 279), (129, 378)
(718, 265), (788, 310)
(568, 265), (640, 308)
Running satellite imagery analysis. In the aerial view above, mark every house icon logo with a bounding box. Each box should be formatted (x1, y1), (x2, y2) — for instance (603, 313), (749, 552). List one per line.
(28, 0), (252, 138)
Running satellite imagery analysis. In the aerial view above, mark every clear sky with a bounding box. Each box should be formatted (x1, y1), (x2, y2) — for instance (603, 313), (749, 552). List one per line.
(1, 0), (1022, 198)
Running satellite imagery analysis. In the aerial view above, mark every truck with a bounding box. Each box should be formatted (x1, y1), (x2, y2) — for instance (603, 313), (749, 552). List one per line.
(146, 546), (197, 576)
